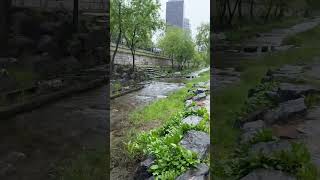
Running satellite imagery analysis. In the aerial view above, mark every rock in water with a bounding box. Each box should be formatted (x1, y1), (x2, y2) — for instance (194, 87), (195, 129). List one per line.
(180, 131), (210, 159)
(182, 115), (203, 126)
(263, 98), (307, 124)
(241, 169), (296, 180)
(176, 163), (209, 180)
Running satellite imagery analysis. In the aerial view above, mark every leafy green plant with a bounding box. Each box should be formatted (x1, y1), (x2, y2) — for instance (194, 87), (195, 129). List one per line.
(237, 81), (278, 122)
(127, 107), (209, 178)
(250, 129), (276, 145)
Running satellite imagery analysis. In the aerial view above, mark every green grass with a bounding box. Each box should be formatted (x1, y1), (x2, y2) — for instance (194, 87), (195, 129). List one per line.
(130, 71), (210, 125)
(212, 25), (320, 178)
(225, 17), (304, 43)
(56, 145), (107, 180)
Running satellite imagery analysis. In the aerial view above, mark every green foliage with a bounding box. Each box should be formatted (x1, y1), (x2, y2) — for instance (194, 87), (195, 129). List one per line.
(128, 107), (209, 178)
(237, 81), (278, 122)
(250, 129), (276, 145)
(158, 26), (196, 69)
(196, 23), (210, 52)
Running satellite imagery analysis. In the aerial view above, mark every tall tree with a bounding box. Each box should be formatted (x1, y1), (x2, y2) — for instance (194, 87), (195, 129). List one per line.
(195, 23), (210, 65)
(123, 0), (162, 71)
(110, 0), (126, 72)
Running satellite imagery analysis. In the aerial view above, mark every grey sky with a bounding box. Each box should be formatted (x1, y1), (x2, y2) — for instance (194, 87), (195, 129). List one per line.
(154, 0), (210, 42)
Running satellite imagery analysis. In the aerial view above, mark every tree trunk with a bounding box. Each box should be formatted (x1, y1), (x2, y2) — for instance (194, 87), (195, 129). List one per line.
(131, 49), (136, 71)
(73, 0), (79, 32)
(250, 0), (254, 19)
(171, 56), (174, 70)
(238, 0), (242, 19)
(0, 0), (10, 57)
(111, 1), (122, 72)
(112, 31), (121, 72)
(264, 0), (274, 22)
(228, 0), (240, 25)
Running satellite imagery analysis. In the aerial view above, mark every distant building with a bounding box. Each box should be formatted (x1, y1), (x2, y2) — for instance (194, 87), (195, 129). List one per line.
(166, 0), (184, 28)
(183, 18), (190, 32)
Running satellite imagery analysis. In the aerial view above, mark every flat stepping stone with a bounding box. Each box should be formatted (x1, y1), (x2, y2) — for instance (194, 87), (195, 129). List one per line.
(176, 163), (209, 180)
(241, 169), (296, 180)
(182, 115), (203, 126)
(263, 98), (307, 124)
(180, 130), (210, 159)
(193, 93), (206, 101)
(242, 120), (266, 132)
(278, 83), (319, 101)
(250, 140), (292, 156)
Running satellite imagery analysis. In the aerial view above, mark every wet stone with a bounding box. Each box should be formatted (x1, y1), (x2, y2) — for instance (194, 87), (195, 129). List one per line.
(250, 140), (292, 156)
(182, 115), (203, 126)
(176, 163), (209, 180)
(180, 130), (210, 159)
(242, 120), (266, 132)
(241, 169), (296, 180)
(194, 88), (208, 95)
(134, 157), (154, 180)
(193, 93), (207, 101)
(263, 98), (307, 124)
(278, 83), (319, 101)
(185, 100), (193, 107)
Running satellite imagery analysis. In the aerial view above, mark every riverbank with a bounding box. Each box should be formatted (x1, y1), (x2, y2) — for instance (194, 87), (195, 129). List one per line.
(212, 24), (320, 178)
(110, 69), (209, 179)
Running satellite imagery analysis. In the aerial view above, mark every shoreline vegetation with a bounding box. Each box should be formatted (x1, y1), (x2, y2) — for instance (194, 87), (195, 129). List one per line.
(212, 25), (320, 179)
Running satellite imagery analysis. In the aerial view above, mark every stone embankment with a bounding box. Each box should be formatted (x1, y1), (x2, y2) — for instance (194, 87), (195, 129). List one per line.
(237, 59), (320, 179)
(133, 81), (210, 180)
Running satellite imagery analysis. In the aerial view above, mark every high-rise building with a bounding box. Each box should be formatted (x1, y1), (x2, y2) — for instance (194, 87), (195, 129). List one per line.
(183, 18), (190, 32)
(166, 0), (184, 28)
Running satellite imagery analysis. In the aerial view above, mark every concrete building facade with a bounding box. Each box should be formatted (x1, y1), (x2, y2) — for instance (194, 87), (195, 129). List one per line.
(166, 0), (184, 28)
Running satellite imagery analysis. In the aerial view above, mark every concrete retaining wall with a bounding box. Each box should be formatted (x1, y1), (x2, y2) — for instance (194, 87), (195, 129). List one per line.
(110, 46), (174, 67)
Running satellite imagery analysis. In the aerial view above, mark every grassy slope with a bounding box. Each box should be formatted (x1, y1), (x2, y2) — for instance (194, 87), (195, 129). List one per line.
(212, 26), (320, 178)
(58, 70), (209, 179)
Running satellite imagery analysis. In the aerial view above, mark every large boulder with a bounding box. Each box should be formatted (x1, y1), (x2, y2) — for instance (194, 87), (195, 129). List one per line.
(176, 163), (209, 180)
(193, 93), (207, 101)
(278, 83), (319, 101)
(241, 169), (296, 180)
(263, 98), (307, 124)
(249, 140), (292, 156)
(180, 130), (210, 159)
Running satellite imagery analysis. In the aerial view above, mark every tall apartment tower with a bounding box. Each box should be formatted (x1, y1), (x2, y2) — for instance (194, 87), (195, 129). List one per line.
(166, 0), (184, 28)
(183, 18), (190, 32)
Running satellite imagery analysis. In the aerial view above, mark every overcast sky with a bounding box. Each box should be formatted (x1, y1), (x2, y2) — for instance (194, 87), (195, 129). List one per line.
(153, 0), (210, 42)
